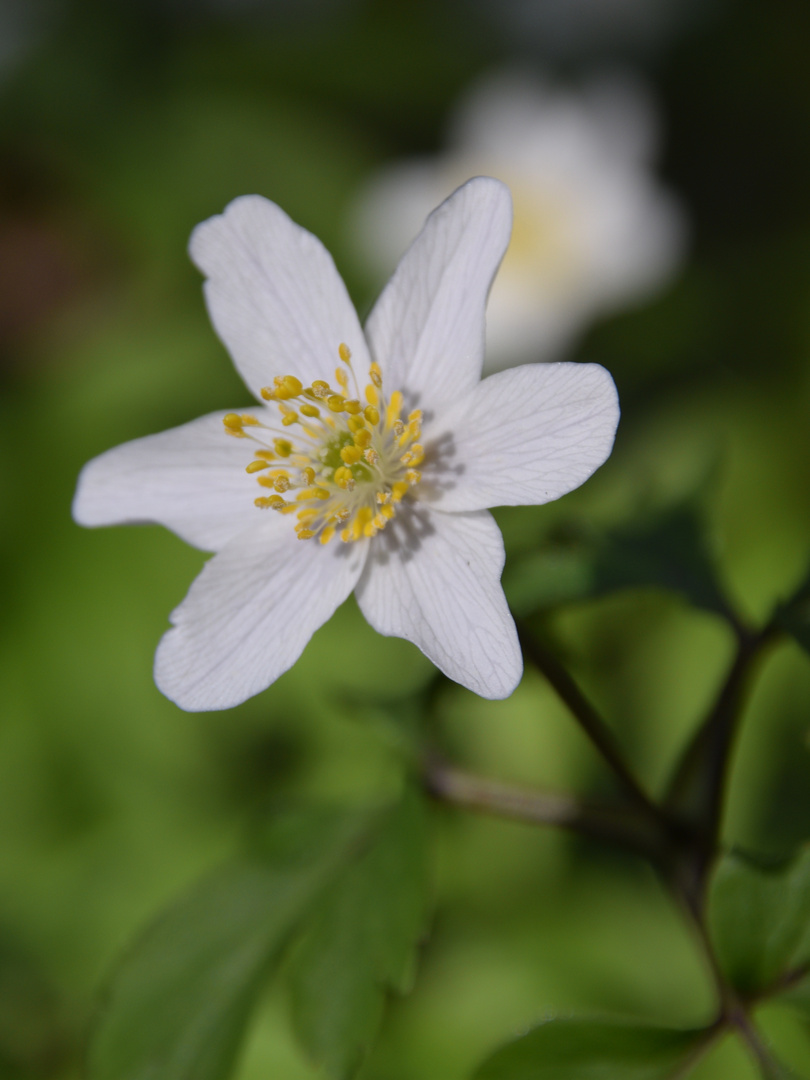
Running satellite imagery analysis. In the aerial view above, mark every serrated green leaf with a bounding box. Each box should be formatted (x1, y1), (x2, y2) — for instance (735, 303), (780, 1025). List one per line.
(502, 501), (729, 618)
(708, 848), (810, 998)
(289, 788), (429, 1080)
(87, 810), (362, 1080)
(471, 1018), (708, 1080)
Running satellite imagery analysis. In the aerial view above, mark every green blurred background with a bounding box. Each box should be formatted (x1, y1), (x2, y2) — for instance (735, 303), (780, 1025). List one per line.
(2, 0), (810, 1076)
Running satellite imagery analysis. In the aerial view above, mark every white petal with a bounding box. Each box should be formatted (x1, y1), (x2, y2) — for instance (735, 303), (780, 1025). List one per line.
(421, 363), (619, 512)
(355, 508), (521, 699)
(190, 195), (369, 399)
(363, 177), (512, 411)
(72, 410), (267, 551)
(155, 517), (368, 711)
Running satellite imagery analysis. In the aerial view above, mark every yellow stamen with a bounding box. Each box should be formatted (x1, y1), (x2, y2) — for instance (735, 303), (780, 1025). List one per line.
(338, 343), (352, 363)
(327, 395), (346, 412)
(364, 404), (379, 424)
(300, 404), (320, 418)
(246, 460), (271, 474)
(340, 445), (363, 465)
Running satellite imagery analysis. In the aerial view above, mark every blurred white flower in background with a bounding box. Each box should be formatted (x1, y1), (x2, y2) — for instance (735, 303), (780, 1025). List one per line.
(352, 72), (687, 373)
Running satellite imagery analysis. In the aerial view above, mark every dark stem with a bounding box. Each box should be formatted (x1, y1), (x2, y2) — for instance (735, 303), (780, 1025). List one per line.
(664, 621), (782, 906)
(424, 756), (667, 859)
(727, 1003), (788, 1078)
(517, 622), (662, 821)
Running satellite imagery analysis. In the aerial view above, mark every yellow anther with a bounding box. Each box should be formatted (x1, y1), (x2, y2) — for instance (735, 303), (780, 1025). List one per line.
(260, 386), (275, 400)
(372, 514), (386, 531)
(303, 467), (316, 485)
(406, 469), (421, 485)
(340, 528), (352, 543)
(336, 368), (349, 392)
(338, 342), (352, 363)
(380, 503), (395, 520)
(246, 459), (271, 473)
(346, 478), (356, 491)
(353, 428), (372, 449)
(223, 413), (243, 431)
(408, 410), (422, 423)
(312, 380), (330, 398)
(401, 444), (424, 466)
(297, 529), (315, 540)
(393, 419), (405, 437)
(336, 508), (351, 524)
(344, 399), (362, 415)
(369, 362), (383, 388)
(363, 522), (378, 538)
(273, 438), (292, 457)
(333, 465), (352, 486)
(391, 481), (410, 502)
(364, 448), (379, 466)
(255, 494), (286, 509)
(340, 445), (363, 465)
(273, 476), (290, 493)
(347, 415), (366, 433)
(376, 491), (391, 504)
(282, 375), (302, 396)
(364, 404), (380, 425)
(300, 403), (320, 418)
(327, 395), (346, 412)
(255, 449), (275, 460)
(297, 487), (330, 501)
(240, 414), (259, 426)
(365, 384), (379, 407)
(296, 507), (319, 521)
(320, 526), (335, 545)
(281, 412), (298, 426)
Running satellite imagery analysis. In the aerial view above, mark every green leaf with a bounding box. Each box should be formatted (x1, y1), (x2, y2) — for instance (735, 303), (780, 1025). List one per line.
(774, 572), (810, 655)
(471, 1018), (708, 1080)
(87, 809), (362, 1080)
(289, 788), (429, 1079)
(708, 848), (810, 998)
(502, 501), (729, 618)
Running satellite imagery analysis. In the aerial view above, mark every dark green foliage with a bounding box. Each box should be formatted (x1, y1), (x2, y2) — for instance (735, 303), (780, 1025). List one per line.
(471, 1018), (708, 1080)
(86, 794), (429, 1080)
(503, 500), (729, 618)
(289, 789), (429, 1079)
(708, 849), (810, 999)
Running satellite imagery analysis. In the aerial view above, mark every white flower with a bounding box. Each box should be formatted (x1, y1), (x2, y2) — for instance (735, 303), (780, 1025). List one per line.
(73, 178), (619, 712)
(353, 72), (687, 372)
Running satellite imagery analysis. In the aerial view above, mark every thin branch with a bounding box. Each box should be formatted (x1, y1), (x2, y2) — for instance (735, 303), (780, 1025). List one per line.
(664, 621), (782, 900)
(424, 756), (667, 859)
(728, 1004), (789, 1079)
(517, 623), (662, 821)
